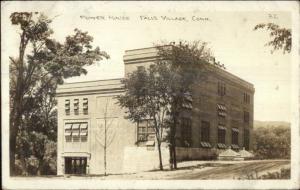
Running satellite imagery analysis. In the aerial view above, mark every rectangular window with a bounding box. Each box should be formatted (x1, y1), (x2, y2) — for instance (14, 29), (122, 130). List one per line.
(201, 121), (210, 142)
(137, 66), (145, 71)
(218, 82), (226, 96)
(244, 129), (250, 150)
(217, 104), (227, 118)
(137, 119), (155, 142)
(64, 122), (88, 143)
(217, 126), (226, 145)
(80, 123), (88, 142)
(231, 128), (239, 146)
(83, 98), (88, 115)
(65, 99), (70, 115)
(244, 111), (250, 123)
(182, 92), (193, 109)
(243, 93), (250, 104)
(74, 99), (79, 115)
(181, 118), (192, 147)
(200, 121), (211, 148)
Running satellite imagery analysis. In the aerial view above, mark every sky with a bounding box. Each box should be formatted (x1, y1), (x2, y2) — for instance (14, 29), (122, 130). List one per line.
(1, 1), (296, 122)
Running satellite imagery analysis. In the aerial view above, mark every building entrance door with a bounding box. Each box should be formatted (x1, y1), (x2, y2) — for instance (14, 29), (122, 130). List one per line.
(65, 157), (87, 175)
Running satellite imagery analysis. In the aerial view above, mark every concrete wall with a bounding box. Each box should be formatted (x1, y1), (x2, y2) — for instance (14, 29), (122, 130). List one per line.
(123, 144), (170, 173)
(57, 79), (137, 175)
(178, 67), (255, 150)
(175, 147), (218, 161)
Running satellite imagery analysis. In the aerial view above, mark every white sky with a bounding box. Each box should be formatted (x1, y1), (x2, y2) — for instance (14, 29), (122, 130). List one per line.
(1, 1), (296, 122)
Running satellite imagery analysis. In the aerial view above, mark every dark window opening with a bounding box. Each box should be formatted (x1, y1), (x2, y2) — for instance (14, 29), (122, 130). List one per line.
(201, 121), (210, 143)
(218, 82), (226, 96)
(244, 111), (250, 123)
(218, 128), (226, 144)
(181, 118), (192, 147)
(65, 99), (70, 115)
(65, 157), (87, 175)
(83, 98), (88, 115)
(243, 93), (250, 104)
(244, 129), (250, 150)
(74, 99), (79, 115)
(137, 66), (145, 71)
(137, 119), (155, 142)
(232, 128), (239, 145)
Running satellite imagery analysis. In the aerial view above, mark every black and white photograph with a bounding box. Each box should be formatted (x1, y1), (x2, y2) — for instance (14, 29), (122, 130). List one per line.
(1, 1), (299, 189)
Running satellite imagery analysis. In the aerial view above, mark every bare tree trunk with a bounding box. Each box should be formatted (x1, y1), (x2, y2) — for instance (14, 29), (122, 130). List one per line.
(37, 159), (44, 175)
(10, 33), (28, 176)
(172, 120), (178, 169)
(169, 144), (173, 170)
(157, 141), (163, 170)
(170, 108), (178, 170)
(104, 117), (107, 176)
(10, 121), (17, 175)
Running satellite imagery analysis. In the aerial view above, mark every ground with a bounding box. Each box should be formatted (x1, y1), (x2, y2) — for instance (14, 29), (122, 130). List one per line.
(68, 159), (290, 180)
(12, 160), (290, 180)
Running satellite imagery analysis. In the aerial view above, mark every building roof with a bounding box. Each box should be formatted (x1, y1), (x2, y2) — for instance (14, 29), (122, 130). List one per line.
(124, 46), (254, 92)
(57, 46), (254, 96)
(56, 78), (124, 97)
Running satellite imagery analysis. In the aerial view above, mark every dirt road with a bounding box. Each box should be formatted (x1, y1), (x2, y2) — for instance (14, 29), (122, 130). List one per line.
(169, 160), (290, 179)
(78, 159), (290, 180)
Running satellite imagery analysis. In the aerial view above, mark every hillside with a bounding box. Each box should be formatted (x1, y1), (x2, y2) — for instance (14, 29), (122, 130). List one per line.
(254, 120), (290, 128)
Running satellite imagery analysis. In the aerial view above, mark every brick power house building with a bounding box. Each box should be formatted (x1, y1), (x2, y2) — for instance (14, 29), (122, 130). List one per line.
(56, 47), (254, 175)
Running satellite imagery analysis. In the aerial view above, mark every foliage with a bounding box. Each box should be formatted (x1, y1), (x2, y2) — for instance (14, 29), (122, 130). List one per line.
(242, 168), (290, 180)
(117, 64), (172, 170)
(9, 12), (109, 175)
(155, 41), (215, 169)
(118, 40), (216, 170)
(253, 124), (290, 159)
(259, 168), (290, 179)
(254, 23), (291, 54)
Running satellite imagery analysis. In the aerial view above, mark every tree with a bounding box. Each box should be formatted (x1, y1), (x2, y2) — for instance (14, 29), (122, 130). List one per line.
(117, 65), (172, 170)
(118, 41), (216, 170)
(253, 124), (290, 159)
(9, 12), (109, 175)
(155, 41), (214, 169)
(254, 23), (291, 54)
(95, 98), (117, 176)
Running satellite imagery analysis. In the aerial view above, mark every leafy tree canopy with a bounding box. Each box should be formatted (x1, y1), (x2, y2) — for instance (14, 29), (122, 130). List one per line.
(254, 23), (291, 54)
(9, 12), (109, 175)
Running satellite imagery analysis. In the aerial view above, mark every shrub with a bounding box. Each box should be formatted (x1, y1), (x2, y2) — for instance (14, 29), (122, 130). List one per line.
(253, 124), (290, 159)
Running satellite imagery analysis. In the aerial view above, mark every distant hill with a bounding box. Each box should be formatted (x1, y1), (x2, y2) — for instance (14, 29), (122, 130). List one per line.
(254, 120), (290, 128)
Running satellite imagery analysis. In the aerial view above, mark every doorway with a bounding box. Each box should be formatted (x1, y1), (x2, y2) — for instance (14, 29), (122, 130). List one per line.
(65, 157), (87, 175)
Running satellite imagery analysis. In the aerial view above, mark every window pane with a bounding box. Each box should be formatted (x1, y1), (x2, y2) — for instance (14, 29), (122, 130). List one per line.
(65, 123), (72, 130)
(138, 126), (146, 133)
(65, 136), (72, 142)
(73, 136), (80, 142)
(81, 136), (87, 142)
(201, 121), (210, 143)
(147, 126), (155, 133)
(138, 134), (147, 141)
(72, 123), (80, 130)
(80, 123), (88, 129)
(218, 129), (226, 144)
